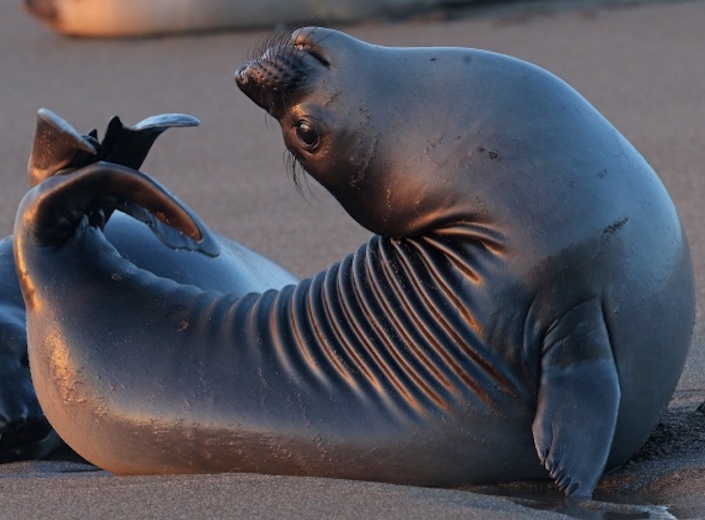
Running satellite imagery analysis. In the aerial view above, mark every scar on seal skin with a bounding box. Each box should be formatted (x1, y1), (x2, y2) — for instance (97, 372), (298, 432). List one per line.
(15, 28), (694, 498)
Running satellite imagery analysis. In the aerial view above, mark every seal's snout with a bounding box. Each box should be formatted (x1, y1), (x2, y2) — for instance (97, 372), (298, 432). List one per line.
(236, 42), (313, 117)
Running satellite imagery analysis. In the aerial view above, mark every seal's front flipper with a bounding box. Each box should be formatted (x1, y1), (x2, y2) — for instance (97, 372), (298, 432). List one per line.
(532, 299), (620, 498)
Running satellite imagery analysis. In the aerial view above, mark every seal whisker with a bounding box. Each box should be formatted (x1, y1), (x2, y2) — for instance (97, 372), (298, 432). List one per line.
(263, 112), (275, 134)
(283, 150), (317, 201)
(249, 30), (291, 62)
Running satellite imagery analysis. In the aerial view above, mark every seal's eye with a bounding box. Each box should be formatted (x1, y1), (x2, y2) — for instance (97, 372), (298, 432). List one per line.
(295, 121), (320, 151)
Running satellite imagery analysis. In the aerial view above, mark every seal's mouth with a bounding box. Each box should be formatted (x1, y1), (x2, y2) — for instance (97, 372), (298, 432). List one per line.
(235, 29), (329, 118)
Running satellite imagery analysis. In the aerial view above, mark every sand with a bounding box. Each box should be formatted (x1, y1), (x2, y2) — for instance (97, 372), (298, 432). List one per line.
(0, 0), (704, 517)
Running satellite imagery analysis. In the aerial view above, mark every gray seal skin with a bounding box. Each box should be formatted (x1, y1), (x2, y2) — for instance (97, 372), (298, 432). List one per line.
(13, 28), (693, 499)
(0, 109), (296, 462)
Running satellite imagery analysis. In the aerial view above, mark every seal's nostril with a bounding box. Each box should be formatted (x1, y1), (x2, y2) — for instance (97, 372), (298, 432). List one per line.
(234, 68), (248, 88)
(234, 46), (312, 113)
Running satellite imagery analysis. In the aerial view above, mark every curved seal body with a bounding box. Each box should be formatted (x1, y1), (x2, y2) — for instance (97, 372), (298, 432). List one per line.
(0, 110), (296, 462)
(0, 214), (296, 461)
(15, 29), (693, 497)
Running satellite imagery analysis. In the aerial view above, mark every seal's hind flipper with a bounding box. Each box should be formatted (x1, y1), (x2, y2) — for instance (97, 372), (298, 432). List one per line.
(532, 299), (620, 498)
(100, 113), (200, 171)
(28, 110), (200, 187)
(24, 161), (220, 257)
(94, 114), (204, 240)
(29, 109), (98, 187)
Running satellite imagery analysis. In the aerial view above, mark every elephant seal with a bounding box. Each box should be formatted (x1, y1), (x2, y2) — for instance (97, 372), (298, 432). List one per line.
(23, 0), (467, 38)
(14, 28), (693, 498)
(0, 109), (296, 462)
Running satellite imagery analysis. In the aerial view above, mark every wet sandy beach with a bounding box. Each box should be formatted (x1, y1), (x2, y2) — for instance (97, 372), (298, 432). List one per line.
(0, 0), (704, 517)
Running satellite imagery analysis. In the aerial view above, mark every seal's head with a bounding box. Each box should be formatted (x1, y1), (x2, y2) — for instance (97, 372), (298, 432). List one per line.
(236, 27), (482, 238)
(236, 26), (648, 252)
